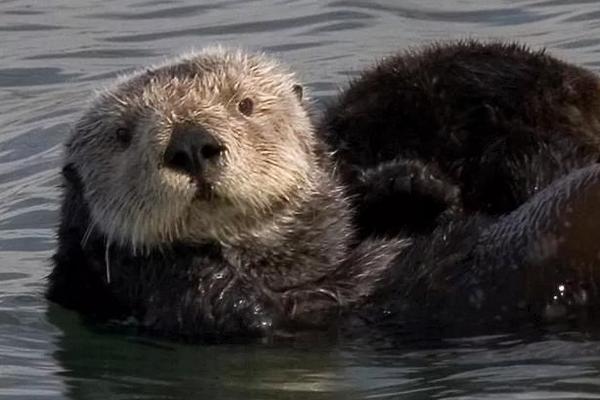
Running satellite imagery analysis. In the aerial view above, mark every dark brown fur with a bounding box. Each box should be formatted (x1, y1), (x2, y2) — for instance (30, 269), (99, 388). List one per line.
(320, 41), (600, 237)
(47, 43), (600, 342)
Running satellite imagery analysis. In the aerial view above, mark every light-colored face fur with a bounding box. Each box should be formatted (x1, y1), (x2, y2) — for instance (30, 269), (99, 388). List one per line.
(66, 48), (318, 251)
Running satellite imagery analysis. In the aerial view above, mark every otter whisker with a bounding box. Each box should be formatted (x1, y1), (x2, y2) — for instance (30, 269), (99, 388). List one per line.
(316, 288), (341, 305)
(81, 220), (97, 248)
(104, 236), (112, 284)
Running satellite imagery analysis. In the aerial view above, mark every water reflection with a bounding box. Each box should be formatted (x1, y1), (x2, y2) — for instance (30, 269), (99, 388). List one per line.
(48, 306), (357, 400)
(47, 305), (600, 400)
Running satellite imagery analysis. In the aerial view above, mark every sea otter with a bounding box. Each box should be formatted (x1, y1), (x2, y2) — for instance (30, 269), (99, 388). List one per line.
(320, 41), (600, 238)
(47, 48), (405, 340)
(47, 45), (600, 341)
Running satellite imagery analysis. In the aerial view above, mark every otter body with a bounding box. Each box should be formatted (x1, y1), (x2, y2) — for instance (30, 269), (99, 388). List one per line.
(48, 44), (600, 341)
(321, 41), (600, 237)
(47, 49), (403, 340)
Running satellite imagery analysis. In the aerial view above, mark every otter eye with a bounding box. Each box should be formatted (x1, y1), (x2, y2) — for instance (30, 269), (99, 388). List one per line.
(238, 97), (254, 116)
(115, 127), (132, 145)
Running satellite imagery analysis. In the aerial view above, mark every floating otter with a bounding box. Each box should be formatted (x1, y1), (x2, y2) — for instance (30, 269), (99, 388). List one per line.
(320, 41), (600, 238)
(47, 48), (404, 339)
(47, 44), (600, 341)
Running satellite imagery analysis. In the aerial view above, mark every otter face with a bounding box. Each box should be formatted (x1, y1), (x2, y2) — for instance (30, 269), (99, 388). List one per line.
(66, 48), (316, 250)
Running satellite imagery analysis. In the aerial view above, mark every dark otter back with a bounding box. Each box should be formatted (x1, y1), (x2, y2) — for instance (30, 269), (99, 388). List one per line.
(320, 41), (600, 236)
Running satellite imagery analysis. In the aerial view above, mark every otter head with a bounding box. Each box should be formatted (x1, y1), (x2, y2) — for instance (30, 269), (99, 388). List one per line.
(65, 48), (317, 251)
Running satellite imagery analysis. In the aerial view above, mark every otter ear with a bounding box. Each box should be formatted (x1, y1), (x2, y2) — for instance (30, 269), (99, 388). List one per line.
(62, 163), (84, 191)
(62, 163), (78, 183)
(292, 84), (303, 101)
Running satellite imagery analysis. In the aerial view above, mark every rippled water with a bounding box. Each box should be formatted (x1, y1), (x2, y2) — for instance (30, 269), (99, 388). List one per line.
(2, 0), (600, 399)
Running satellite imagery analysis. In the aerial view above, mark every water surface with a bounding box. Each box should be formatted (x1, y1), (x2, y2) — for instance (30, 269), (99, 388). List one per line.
(2, 0), (600, 399)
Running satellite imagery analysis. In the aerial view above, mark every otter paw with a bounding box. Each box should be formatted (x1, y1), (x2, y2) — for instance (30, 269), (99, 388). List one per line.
(355, 158), (462, 235)
(210, 283), (275, 338)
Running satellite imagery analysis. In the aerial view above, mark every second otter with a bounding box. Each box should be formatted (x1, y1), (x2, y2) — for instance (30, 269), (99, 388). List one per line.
(321, 41), (600, 238)
(47, 44), (600, 340)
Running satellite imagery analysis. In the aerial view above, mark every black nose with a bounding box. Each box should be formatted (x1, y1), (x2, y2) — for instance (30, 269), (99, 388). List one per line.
(163, 125), (224, 177)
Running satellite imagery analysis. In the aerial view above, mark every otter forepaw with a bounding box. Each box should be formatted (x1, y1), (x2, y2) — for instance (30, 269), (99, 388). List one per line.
(210, 281), (276, 339)
(355, 158), (463, 235)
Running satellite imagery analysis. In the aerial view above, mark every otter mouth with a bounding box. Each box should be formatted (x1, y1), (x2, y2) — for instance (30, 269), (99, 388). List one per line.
(193, 178), (216, 201)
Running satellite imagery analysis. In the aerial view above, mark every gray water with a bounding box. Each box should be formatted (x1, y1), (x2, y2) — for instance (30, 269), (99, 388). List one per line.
(2, 0), (600, 399)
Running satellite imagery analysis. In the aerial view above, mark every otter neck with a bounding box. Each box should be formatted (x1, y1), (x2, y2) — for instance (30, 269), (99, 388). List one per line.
(217, 173), (354, 291)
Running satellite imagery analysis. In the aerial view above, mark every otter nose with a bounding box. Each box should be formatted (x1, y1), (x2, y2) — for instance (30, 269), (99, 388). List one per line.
(163, 125), (224, 177)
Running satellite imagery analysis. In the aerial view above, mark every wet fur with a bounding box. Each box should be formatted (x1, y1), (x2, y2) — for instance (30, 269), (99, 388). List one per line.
(47, 48), (407, 340)
(320, 41), (600, 237)
(47, 43), (600, 341)
(49, 164), (406, 339)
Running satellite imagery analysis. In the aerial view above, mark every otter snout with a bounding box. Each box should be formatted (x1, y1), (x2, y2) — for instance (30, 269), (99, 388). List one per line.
(163, 125), (224, 177)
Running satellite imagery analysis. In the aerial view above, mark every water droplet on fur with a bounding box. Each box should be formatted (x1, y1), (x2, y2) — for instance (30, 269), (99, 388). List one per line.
(214, 271), (225, 279)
